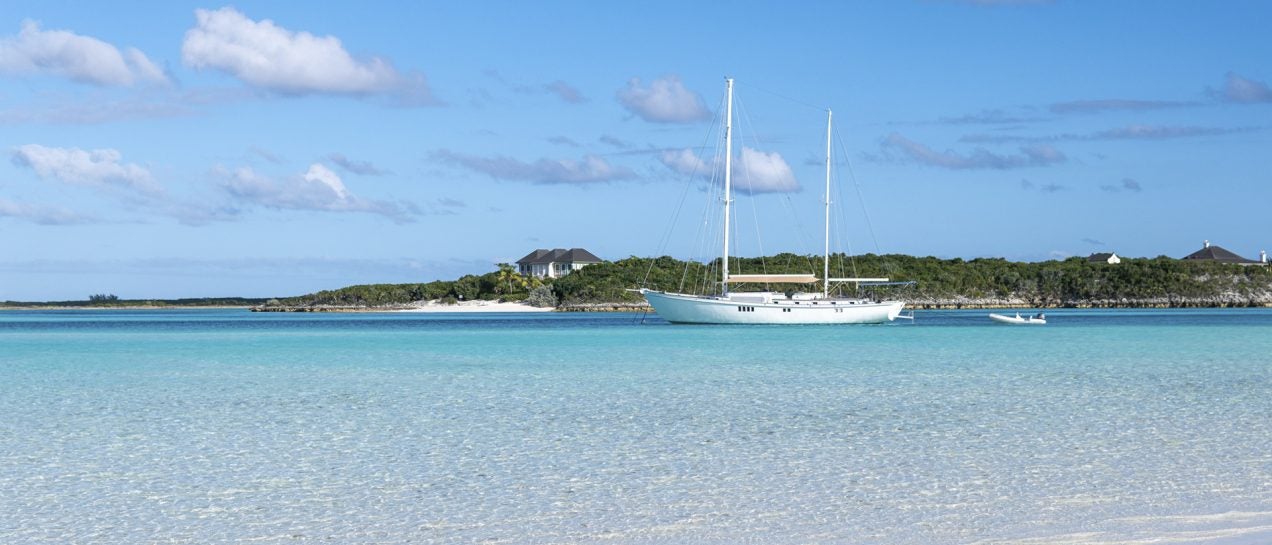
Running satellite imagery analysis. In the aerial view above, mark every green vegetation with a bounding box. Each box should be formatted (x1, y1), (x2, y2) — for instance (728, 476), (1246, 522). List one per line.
(8, 255), (1267, 310)
(264, 253), (1272, 309)
(268, 263), (542, 308)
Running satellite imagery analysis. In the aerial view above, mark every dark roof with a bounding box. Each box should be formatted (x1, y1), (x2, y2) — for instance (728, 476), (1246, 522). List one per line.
(1087, 252), (1115, 261)
(1182, 244), (1258, 264)
(516, 249), (552, 264)
(516, 248), (602, 265)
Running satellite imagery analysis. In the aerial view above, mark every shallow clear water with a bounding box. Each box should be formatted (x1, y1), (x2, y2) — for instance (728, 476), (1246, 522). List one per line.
(1, 309), (1270, 544)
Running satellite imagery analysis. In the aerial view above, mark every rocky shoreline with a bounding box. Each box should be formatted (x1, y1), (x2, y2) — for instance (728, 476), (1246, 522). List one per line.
(251, 296), (1272, 313)
(901, 295), (1272, 309)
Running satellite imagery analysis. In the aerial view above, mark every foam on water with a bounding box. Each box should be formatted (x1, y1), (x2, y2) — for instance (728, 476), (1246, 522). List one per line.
(1, 309), (1270, 544)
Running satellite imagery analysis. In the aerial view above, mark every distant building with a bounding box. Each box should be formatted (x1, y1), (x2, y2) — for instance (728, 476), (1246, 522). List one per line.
(516, 248), (603, 278)
(1181, 240), (1261, 265)
(1087, 252), (1121, 264)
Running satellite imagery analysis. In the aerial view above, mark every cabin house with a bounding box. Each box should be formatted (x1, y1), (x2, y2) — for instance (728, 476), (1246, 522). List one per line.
(516, 248), (603, 278)
(1087, 252), (1121, 264)
(1181, 240), (1261, 265)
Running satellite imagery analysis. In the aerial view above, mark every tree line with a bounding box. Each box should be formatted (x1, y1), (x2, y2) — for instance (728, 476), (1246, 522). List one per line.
(267, 254), (1272, 308)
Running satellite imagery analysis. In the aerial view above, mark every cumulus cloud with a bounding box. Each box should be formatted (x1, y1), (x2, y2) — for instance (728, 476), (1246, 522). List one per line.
(216, 163), (415, 221)
(659, 147), (799, 194)
(879, 133), (1066, 170)
(0, 198), (91, 225)
(327, 153), (387, 176)
(658, 148), (712, 176)
(1212, 72), (1272, 104)
(617, 75), (712, 123)
(11, 144), (160, 195)
(181, 7), (433, 102)
(733, 147), (800, 194)
(0, 20), (169, 86)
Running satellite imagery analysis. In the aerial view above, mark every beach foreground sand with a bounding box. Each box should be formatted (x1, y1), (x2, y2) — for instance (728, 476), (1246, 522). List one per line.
(398, 300), (554, 313)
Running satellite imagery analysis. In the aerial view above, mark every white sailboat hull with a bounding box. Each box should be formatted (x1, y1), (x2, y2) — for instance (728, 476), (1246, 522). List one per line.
(641, 289), (903, 325)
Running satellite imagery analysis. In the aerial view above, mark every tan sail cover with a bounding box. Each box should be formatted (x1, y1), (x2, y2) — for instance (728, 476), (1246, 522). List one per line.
(726, 274), (819, 284)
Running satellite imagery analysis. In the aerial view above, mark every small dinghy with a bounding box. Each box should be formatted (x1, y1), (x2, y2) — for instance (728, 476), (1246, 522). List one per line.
(989, 312), (1046, 325)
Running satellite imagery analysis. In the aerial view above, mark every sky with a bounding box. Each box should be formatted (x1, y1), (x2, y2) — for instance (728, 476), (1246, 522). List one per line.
(1, 0), (1269, 300)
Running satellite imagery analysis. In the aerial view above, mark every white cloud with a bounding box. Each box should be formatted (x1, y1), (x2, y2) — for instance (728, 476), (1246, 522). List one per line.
(0, 20), (168, 86)
(1217, 72), (1272, 104)
(432, 150), (636, 185)
(658, 147), (798, 194)
(733, 147), (800, 194)
(658, 148), (711, 176)
(303, 163), (349, 200)
(617, 75), (711, 123)
(217, 163), (415, 221)
(11, 144), (160, 195)
(0, 198), (90, 225)
(544, 80), (586, 104)
(181, 7), (433, 101)
(327, 153), (387, 176)
(879, 133), (1066, 170)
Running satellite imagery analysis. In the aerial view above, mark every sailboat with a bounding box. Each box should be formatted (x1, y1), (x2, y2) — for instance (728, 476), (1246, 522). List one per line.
(640, 78), (906, 324)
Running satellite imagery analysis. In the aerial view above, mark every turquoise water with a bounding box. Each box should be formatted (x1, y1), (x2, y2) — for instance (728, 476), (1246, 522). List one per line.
(1, 309), (1270, 544)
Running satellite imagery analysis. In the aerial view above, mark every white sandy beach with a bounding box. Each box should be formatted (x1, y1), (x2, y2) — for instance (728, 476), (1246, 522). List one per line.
(398, 300), (554, 313)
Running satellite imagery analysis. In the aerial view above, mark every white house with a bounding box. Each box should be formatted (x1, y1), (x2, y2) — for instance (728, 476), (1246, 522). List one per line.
(516, 248), (603, 278)
(1087, 252), (1121, 264)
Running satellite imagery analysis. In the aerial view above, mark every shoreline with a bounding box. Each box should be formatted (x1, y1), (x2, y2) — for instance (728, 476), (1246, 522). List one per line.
(251, 300), (555, 313)
(0, 305), (254, 310)
(398, 300), (554, 313)
(6, 298), (1272, 312)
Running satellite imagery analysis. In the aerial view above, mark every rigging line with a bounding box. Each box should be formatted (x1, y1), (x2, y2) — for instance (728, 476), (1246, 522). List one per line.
(683, 119), (724, 294)
(731, 94), (762, 284)
(735, 93), (818, 284)
(734, 80), (826, 113)
(698, 165), (724, 295)
(834, 123), (881, 254)
(653, 92), (726, 291)
(693, 126), (727, 296)
(734, 96), (771, 285)
(679, 91), (728, 294)
(829, 125), (861, 284)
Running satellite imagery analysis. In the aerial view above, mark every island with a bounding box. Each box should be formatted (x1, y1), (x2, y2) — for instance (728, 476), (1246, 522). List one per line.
(249, 254), (1272, 312)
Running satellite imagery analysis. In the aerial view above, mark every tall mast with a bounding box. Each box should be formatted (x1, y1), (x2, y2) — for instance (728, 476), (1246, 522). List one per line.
(823, 109), (832, 298)
(722, 77), (734, 296)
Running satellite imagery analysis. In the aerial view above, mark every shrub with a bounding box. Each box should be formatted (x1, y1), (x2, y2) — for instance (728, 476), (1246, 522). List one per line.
(525, 285), (558, 308)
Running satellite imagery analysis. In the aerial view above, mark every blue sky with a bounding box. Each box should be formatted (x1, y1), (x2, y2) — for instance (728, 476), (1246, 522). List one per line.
(1, 1), (1269, 300)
